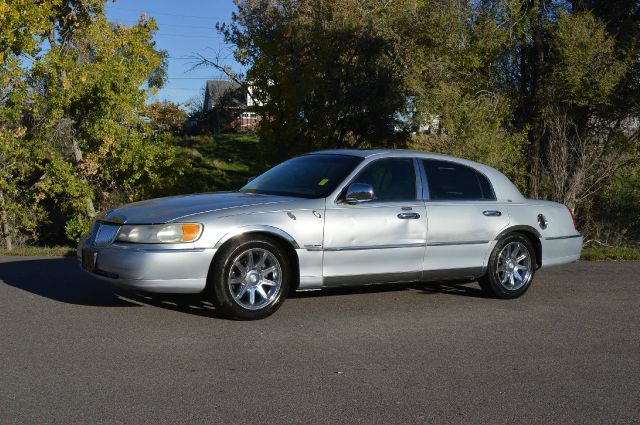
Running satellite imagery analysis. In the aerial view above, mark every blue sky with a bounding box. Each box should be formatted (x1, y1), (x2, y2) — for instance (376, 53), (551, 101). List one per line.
(105, 0), (241, 105)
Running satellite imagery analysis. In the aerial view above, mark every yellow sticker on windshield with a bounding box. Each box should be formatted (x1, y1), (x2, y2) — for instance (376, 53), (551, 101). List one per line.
(318, 178), (329, 186)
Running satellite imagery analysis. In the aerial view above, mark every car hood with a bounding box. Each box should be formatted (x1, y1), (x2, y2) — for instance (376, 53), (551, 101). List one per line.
(100, 192), (302, 224)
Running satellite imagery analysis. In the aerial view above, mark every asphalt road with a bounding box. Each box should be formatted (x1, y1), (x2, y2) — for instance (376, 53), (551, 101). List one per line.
(1, 257), (639, 424)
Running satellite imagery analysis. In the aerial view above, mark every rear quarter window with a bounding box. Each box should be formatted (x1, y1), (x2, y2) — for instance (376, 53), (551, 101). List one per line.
(422, 159), (496, 201)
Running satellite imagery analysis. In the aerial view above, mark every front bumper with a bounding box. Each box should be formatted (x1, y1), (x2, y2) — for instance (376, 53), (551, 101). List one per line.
(78, 238), (216, 294)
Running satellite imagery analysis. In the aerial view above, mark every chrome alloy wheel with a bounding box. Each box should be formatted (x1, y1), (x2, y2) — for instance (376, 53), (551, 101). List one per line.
(227, 248), (283, 310)
(496, 242), (532, 291)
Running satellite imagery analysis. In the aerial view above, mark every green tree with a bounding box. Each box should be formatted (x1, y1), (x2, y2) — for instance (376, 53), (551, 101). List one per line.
(143, 101), (188, 133)
(1, 0), (181, 246)
(539, 11), (632, 211)
(402, 0), (528, 185)
(403, 1), (638, 211)
(0, 0), (55, 249)
(216, 0), (410, 163)
(490, 1), (639, 208)
(31, 11), (178, 240)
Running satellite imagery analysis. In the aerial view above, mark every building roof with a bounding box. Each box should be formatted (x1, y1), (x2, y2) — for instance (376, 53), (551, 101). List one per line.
(204, 80), (246, 109)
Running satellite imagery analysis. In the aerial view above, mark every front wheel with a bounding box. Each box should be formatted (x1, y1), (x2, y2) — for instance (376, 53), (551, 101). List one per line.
(478, 233), (536, 299)
(208, 236), (292, 320)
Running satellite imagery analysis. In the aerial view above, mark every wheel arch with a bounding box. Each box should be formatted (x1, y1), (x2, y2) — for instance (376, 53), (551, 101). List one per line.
(209, 226), (301, 291)
(494, 225), (542, 269)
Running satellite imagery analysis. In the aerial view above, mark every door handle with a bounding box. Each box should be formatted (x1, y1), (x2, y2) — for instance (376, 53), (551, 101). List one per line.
(483, 210), (502, 217)
(397, 212), (421, 219)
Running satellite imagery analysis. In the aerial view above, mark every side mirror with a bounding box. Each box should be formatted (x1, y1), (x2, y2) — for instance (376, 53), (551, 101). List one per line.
(345, 183), (374, 203)
(247, 176), (257, 183)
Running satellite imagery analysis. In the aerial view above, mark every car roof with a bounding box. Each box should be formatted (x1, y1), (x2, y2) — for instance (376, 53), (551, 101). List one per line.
(309, 149), (505, 170)
(308, 149), (526, 202)
(311, 149), (421, 158)
(310, 149), (469, 161)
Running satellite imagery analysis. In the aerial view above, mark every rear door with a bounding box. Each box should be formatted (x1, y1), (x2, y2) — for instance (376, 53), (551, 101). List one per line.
(421, 159), (510, 275)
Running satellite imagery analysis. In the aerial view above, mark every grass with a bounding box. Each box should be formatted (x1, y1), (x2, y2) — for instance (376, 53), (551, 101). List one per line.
(0, 246), (75, 257)
(174, 132), (262, 194)
(580, 246), (640, 261)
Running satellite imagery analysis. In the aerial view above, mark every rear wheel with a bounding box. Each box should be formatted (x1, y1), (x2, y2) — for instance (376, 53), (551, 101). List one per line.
(208, 236), (292, 320)
(479, 233), (536, 299)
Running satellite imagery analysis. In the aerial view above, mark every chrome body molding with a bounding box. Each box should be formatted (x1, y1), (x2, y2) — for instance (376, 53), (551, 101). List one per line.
(79, 149), (582, 296)
(315, 240), (490, 252)
(323, 243), (425, 252)
(213, 225), (301, 249)
(545, 234), (582, 241)
(426, 240), (489, 247)
(494, 225), (542, 240)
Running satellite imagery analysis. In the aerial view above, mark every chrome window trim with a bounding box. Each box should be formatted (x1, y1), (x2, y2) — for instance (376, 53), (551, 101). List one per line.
(420, 158), (497, 202)
(333, 157), (420, 205)
(415, 157), (429, 200)
(413, 158), (424, 202)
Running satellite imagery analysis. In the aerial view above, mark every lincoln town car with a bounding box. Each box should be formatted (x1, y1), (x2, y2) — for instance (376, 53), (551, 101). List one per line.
(79, 150), (582, 320)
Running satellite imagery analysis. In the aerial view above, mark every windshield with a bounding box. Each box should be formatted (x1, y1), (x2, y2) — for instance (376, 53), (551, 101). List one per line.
(240, 154), (363, 199)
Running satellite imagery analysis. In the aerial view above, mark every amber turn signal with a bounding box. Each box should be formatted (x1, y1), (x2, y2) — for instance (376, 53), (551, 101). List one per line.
(181, 223), (202, 242)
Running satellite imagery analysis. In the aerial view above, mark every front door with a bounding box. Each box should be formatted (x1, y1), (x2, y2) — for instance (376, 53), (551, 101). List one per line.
(322, 158), (427, 285)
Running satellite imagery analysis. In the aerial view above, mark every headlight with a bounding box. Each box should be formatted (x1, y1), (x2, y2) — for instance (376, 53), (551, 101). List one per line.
(116, 223), (203, 244)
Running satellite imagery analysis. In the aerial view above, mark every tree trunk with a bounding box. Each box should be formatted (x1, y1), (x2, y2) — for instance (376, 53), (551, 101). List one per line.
(525, 0), (547, 199)
(0, 189), (13, 251)
(71, 137), (96, 217)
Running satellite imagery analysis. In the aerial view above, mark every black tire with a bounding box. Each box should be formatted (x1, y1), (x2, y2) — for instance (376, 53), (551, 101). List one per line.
(478, 233), (537, 299)
(208, 236), (292, 320)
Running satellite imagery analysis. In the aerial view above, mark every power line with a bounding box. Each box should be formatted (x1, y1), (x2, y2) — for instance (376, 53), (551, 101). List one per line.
(167, 77), (221, 80)
(168, 54), (235, 59)
(154, 33), (225, 39)
(110, 6), (228, 21)
(110, 18), (218, 31)
(157, 88), (205, 91)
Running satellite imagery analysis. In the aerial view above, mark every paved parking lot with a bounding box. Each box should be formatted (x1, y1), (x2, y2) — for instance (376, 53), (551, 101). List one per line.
(1, 257), (639, 424)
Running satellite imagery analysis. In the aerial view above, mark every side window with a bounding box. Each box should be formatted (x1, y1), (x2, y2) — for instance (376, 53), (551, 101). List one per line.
(422, 159), (495, 201)
(352, 158), (417, 202)
(476, 171), (495, 200)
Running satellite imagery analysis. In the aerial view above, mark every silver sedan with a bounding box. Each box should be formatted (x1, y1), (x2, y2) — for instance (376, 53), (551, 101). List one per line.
(79, 150), (582, 320)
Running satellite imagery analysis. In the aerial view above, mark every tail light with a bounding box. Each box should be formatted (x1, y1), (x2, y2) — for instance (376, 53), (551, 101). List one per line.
(566, 206), (577, 230)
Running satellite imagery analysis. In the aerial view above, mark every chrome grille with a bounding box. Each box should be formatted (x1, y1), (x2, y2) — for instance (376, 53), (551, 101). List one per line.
(93, 223), (120, 247)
